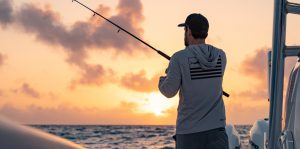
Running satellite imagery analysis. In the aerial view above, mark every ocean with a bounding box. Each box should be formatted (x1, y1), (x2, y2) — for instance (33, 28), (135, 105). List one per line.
(32, 125), (252, 149)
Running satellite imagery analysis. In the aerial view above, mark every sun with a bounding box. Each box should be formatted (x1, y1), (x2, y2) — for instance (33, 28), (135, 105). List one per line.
(153, 108), (163, 116)
(139, 92), (174, 117)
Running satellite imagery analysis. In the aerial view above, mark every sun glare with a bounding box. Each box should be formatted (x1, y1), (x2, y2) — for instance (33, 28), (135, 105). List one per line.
(138, 92), (174, 117)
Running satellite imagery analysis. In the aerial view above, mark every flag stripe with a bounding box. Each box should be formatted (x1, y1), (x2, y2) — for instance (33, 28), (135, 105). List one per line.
(191, 75), (222, 80)
(190, 68), (222, 73)
(191, 71), (222, 76)
(190, 65), (222, 70)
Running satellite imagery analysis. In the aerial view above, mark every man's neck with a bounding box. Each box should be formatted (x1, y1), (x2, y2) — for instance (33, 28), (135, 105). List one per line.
(189, 38), (206, 45)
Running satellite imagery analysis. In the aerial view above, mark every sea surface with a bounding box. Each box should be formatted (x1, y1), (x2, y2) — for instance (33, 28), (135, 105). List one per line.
(32, 125), (252, 149)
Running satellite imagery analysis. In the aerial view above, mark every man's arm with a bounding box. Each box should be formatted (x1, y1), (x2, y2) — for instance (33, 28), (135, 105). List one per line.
(158, 54), (181, 98)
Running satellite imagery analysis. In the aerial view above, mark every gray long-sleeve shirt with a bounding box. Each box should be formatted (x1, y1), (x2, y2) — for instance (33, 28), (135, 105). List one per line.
(159, 44), (227, 134)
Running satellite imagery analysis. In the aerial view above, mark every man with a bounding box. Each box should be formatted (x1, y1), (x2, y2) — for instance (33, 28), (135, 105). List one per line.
(158, 13), (229, 149)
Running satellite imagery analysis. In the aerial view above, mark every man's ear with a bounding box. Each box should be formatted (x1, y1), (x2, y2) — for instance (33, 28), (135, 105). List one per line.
(187, 28), (192, 37)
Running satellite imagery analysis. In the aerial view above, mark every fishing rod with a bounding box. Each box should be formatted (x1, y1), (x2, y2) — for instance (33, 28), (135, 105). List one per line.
(71, 0), (230, 98)
(72, 0), (170, 60)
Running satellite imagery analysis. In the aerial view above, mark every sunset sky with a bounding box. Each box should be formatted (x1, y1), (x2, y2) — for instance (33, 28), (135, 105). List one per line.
(0, 0), (300, 125)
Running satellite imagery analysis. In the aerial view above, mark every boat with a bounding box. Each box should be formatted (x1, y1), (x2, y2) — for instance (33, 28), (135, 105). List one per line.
(249, 0), (300, 148)
(0, 116), (85, 149)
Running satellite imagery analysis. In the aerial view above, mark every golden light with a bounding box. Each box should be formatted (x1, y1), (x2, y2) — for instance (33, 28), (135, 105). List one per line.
(138, 92), (174, 117)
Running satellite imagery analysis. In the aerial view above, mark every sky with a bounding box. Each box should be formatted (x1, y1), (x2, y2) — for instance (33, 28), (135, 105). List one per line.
(0, 0), (300, 125)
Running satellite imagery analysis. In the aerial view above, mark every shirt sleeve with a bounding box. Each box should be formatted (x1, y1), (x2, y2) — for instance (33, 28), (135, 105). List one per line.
(158, 54), (182, 98)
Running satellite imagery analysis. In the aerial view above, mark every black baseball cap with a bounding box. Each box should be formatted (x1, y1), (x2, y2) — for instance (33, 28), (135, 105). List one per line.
(178, 13), (209, 34)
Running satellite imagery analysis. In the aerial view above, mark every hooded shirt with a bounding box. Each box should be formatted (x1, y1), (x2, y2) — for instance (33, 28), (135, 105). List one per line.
(159, 44), (227, 134)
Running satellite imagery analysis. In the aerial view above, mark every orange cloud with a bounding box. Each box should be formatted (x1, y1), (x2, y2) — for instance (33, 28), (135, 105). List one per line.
(238, 48), (297, 101)
(70, 64), (115, 89)
(240, 48), (297, 84)
(0, 0), (146, 87)
(239, 48), (268, 83)
(88, 5), (111, 27)
(120, 70), (160, 93)
(237, 90), (268, 101)
(0, 101), (176, 125)
(0, 99), (273, 125)
(13, 83), (40, 99)
(0, 53), (4, 66)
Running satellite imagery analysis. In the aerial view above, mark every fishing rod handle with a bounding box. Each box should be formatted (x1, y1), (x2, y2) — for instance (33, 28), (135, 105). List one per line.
(222, 91), (230, 97)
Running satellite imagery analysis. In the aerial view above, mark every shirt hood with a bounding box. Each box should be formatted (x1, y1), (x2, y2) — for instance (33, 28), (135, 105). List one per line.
(187, 44), (221, 69)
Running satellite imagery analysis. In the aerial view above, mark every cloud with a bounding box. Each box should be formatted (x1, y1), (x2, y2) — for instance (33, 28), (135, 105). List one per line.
(0, 0), (13, 28)
(239, 48), (268, 82)
(0, 101), (176, 125)
(13, 1), (145, 53)
(238, 48), (297, 101)
(0, 53), (5, 66)
(48, 92), (58, 100)
(70, 64), (115, 89)
(240, 48), (297, 84)
(0, 0), (146, 87)
(0, 100), (272, 125)
(14, 83), (40, 99)
(227, 89), (268, 104)
(237, 90), (268, 101)
(120, 70), (160, 93)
